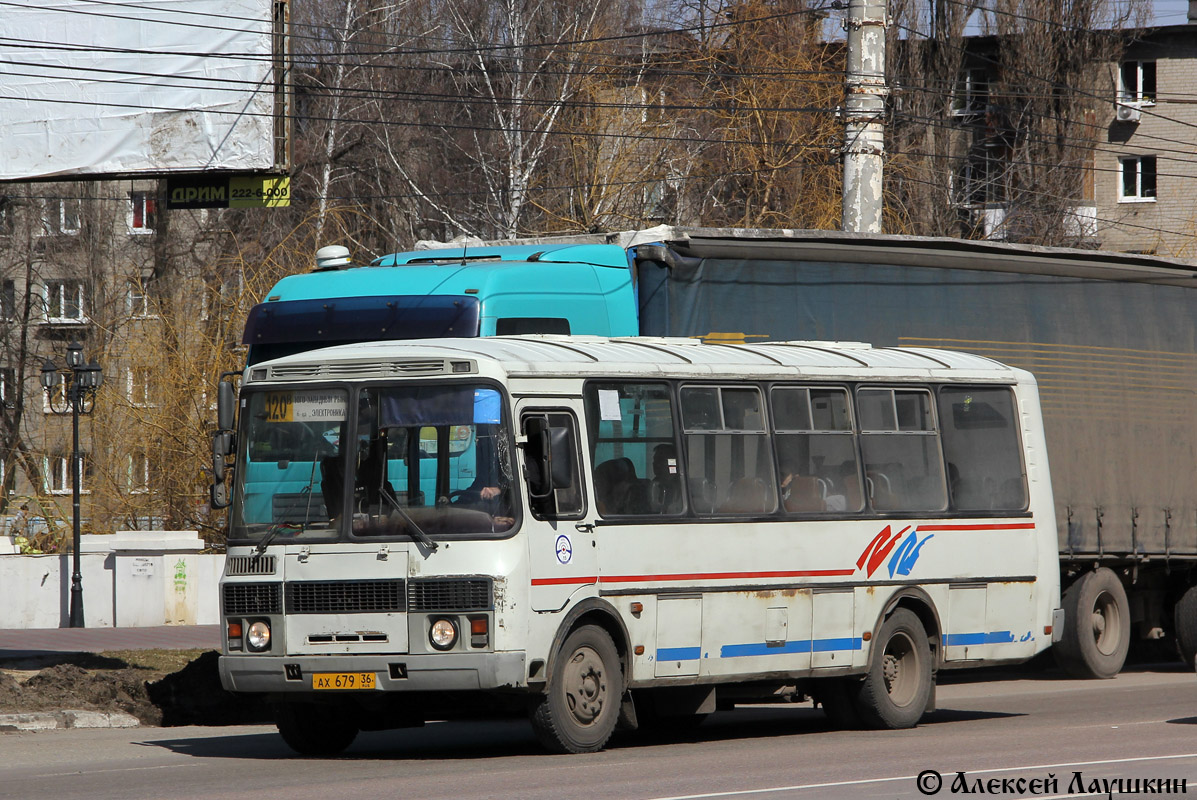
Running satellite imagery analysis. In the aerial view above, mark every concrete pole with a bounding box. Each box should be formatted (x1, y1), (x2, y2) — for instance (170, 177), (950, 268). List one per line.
(842, 0), (888, 233)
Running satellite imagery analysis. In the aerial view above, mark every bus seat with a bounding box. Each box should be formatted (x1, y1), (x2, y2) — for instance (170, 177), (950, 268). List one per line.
(783, 475), (825, 512)
(722, 477), (773, 514)
(688, 478), (717, 514)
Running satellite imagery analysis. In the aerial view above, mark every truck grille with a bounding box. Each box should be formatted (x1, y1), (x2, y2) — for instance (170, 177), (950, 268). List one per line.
(225, 555), (276, 576)
(408, 578), (492, 611)
(223, 582), (282, 615)
(285, 580), (406, 614)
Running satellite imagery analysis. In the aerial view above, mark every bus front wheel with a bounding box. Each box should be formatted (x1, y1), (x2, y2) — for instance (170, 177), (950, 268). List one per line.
(274, 701), (358, 756)
(855, 608), (933, 729)
(530, 624), (623, 754)
(1054, 568), (1130, 679)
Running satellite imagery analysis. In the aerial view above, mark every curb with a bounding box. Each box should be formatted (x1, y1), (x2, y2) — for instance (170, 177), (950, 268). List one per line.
(0, 710), (141, 732)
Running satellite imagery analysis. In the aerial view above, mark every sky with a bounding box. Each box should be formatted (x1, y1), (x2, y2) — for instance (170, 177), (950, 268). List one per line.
(1153, 0), (1191, 25)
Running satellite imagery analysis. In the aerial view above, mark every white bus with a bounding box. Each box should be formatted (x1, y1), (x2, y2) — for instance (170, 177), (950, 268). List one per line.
(214, 336), (1062, 755)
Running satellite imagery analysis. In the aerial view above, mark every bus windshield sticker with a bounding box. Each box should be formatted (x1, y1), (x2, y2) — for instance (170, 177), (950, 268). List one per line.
(598, 389), (622, 421)
(474, 388), (501, 424)
(263, 390), (347, 423)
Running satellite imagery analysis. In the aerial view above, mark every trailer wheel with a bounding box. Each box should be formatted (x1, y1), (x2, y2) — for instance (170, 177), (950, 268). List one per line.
(1174, 586), (1197, 669)
(1054, 568), (1130, 679)
(854, 608), (933, 729)
(530, 624), (622, 753)
(274, 702), (358, 756)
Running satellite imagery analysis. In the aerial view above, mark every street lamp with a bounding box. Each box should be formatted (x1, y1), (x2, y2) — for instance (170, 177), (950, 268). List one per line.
(40, 340), (103, 628)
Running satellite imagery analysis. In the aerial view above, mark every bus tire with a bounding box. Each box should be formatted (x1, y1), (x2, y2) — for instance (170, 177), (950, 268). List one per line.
(530, 624), (623, 754)
(1174, 585), (1197, 669)
(1054, 568), (1129, 679)
(274, 701), (358, 756)
(855, 608), (932, 729)
(816, 678), (864, 730)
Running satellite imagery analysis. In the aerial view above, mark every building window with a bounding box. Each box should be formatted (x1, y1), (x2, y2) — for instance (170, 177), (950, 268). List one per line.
(129, 452), (150, 493)
(127, 366), (153, 406)
(44, 279), (87, 322)
(45, 453), (88, 495)
(38, 198), (81, 236)
(953, 68), (989, 116)
(0, 367), (15, 409)
(127, 279), (155, 318)
(1119, 60), (1156, 105)
(1119, 156), (1157, 201)
(129, 191), (157, 234)
(1, 280), (14, 320)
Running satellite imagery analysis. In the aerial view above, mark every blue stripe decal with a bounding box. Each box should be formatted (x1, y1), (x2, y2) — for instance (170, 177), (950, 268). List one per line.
(657, 646), (701, 661)
(720, 637), (863, 659)
(943, 631), (1017, 646)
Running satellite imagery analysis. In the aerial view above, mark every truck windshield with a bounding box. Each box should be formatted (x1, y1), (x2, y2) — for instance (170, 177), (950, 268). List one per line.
(229, 384), (518, 543)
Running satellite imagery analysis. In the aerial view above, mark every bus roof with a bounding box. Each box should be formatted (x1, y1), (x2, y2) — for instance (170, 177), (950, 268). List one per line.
(248, 336), (1032, 385)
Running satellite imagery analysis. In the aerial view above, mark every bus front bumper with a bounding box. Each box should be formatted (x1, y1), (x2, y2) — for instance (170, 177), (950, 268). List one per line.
(219, 651), (527, 694)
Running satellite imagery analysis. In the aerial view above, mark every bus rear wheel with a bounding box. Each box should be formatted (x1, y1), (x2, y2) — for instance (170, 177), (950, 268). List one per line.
(1054, 568), (1129, 679)
(530, 625), (622, 754)
(274, 701), (358, 756)
(855, 608), (933, 729)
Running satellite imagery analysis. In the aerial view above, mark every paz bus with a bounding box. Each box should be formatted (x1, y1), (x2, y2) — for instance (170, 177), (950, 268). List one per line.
(213, 335), (1062, 755)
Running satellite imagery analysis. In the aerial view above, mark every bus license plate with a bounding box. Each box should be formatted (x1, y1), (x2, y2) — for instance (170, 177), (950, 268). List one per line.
(313, 672), (376, 690)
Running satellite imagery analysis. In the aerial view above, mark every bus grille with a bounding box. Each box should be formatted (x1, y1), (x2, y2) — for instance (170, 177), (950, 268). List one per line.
(223, 583), (283, 615)
(408, 578), (492, 611)
(225, 555), (276, 576)
(285, 580), (406, 614)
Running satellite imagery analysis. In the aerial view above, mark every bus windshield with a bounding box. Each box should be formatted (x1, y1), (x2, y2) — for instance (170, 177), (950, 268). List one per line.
(229, 384), (518, 543)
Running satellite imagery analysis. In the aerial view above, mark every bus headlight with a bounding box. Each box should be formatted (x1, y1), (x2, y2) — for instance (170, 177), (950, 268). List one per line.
(429, 618), (458, 651)
(246, 620), (272, 652)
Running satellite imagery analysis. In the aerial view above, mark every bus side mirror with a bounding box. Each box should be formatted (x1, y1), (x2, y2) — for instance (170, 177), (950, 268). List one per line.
(524, 417), (574, 499)
(217, 380), (236, 432)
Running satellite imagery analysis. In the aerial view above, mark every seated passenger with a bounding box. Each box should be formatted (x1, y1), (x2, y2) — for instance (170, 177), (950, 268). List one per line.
(780, 458), (825, 512)
(594, 457), (648, 515)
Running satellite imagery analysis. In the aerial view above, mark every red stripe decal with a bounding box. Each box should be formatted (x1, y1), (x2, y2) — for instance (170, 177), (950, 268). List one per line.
(916, 522), (1036, 532)
(599, 569), (855, 584)
(531, 576), (598, 586)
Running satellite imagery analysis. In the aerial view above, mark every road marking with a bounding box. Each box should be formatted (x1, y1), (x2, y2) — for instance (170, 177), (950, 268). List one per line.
(643, 752), (1197, 800)
(30, 764), (196, 779)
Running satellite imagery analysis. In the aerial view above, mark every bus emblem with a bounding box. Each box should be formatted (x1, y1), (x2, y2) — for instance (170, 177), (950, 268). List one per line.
(555, 535), (573, 565)
(856, 525), (933, 579)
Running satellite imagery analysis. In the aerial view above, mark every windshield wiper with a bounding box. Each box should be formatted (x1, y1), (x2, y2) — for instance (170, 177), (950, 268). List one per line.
(376, 490), (438, 552)
(256, 522), (302, 556)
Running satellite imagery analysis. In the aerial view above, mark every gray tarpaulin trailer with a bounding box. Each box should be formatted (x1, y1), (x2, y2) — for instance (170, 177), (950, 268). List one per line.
(617, 227), (1197, 678)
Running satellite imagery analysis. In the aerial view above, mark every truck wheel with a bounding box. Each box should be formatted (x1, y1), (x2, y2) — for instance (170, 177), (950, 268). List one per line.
(854, 608), (932, 729)
(274, 702), (358, 756)
(1054, 568), (1130, 679)
(1174, 585), (1197, 669)
(530, 625), (623, 753)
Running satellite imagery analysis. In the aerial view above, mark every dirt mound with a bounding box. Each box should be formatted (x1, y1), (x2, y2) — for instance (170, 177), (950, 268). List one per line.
(4, 662), (162, 724)
(146, 651), (269, 726)
(0, 649), (268, 727)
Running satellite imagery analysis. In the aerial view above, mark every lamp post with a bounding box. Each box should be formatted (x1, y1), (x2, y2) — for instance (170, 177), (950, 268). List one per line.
(40, 340), (103, 628)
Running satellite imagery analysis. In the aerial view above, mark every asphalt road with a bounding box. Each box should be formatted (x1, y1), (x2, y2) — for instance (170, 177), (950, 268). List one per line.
(3, 664), (1196, 800)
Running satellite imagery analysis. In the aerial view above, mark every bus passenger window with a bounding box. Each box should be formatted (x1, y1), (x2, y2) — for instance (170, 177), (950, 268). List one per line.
(771, 386), (863, 514)
(857, 387), (947, 513)
(584, 383), (682, 517)
(682, 385), (777, 516)
(938, 387), (1027, 511)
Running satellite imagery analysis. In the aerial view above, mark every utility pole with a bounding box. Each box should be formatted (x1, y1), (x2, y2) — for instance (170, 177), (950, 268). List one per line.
(842, 0), (888, 233)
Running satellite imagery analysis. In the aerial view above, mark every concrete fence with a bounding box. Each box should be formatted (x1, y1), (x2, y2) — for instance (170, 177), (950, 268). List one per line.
(0, 531), (222, 629)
